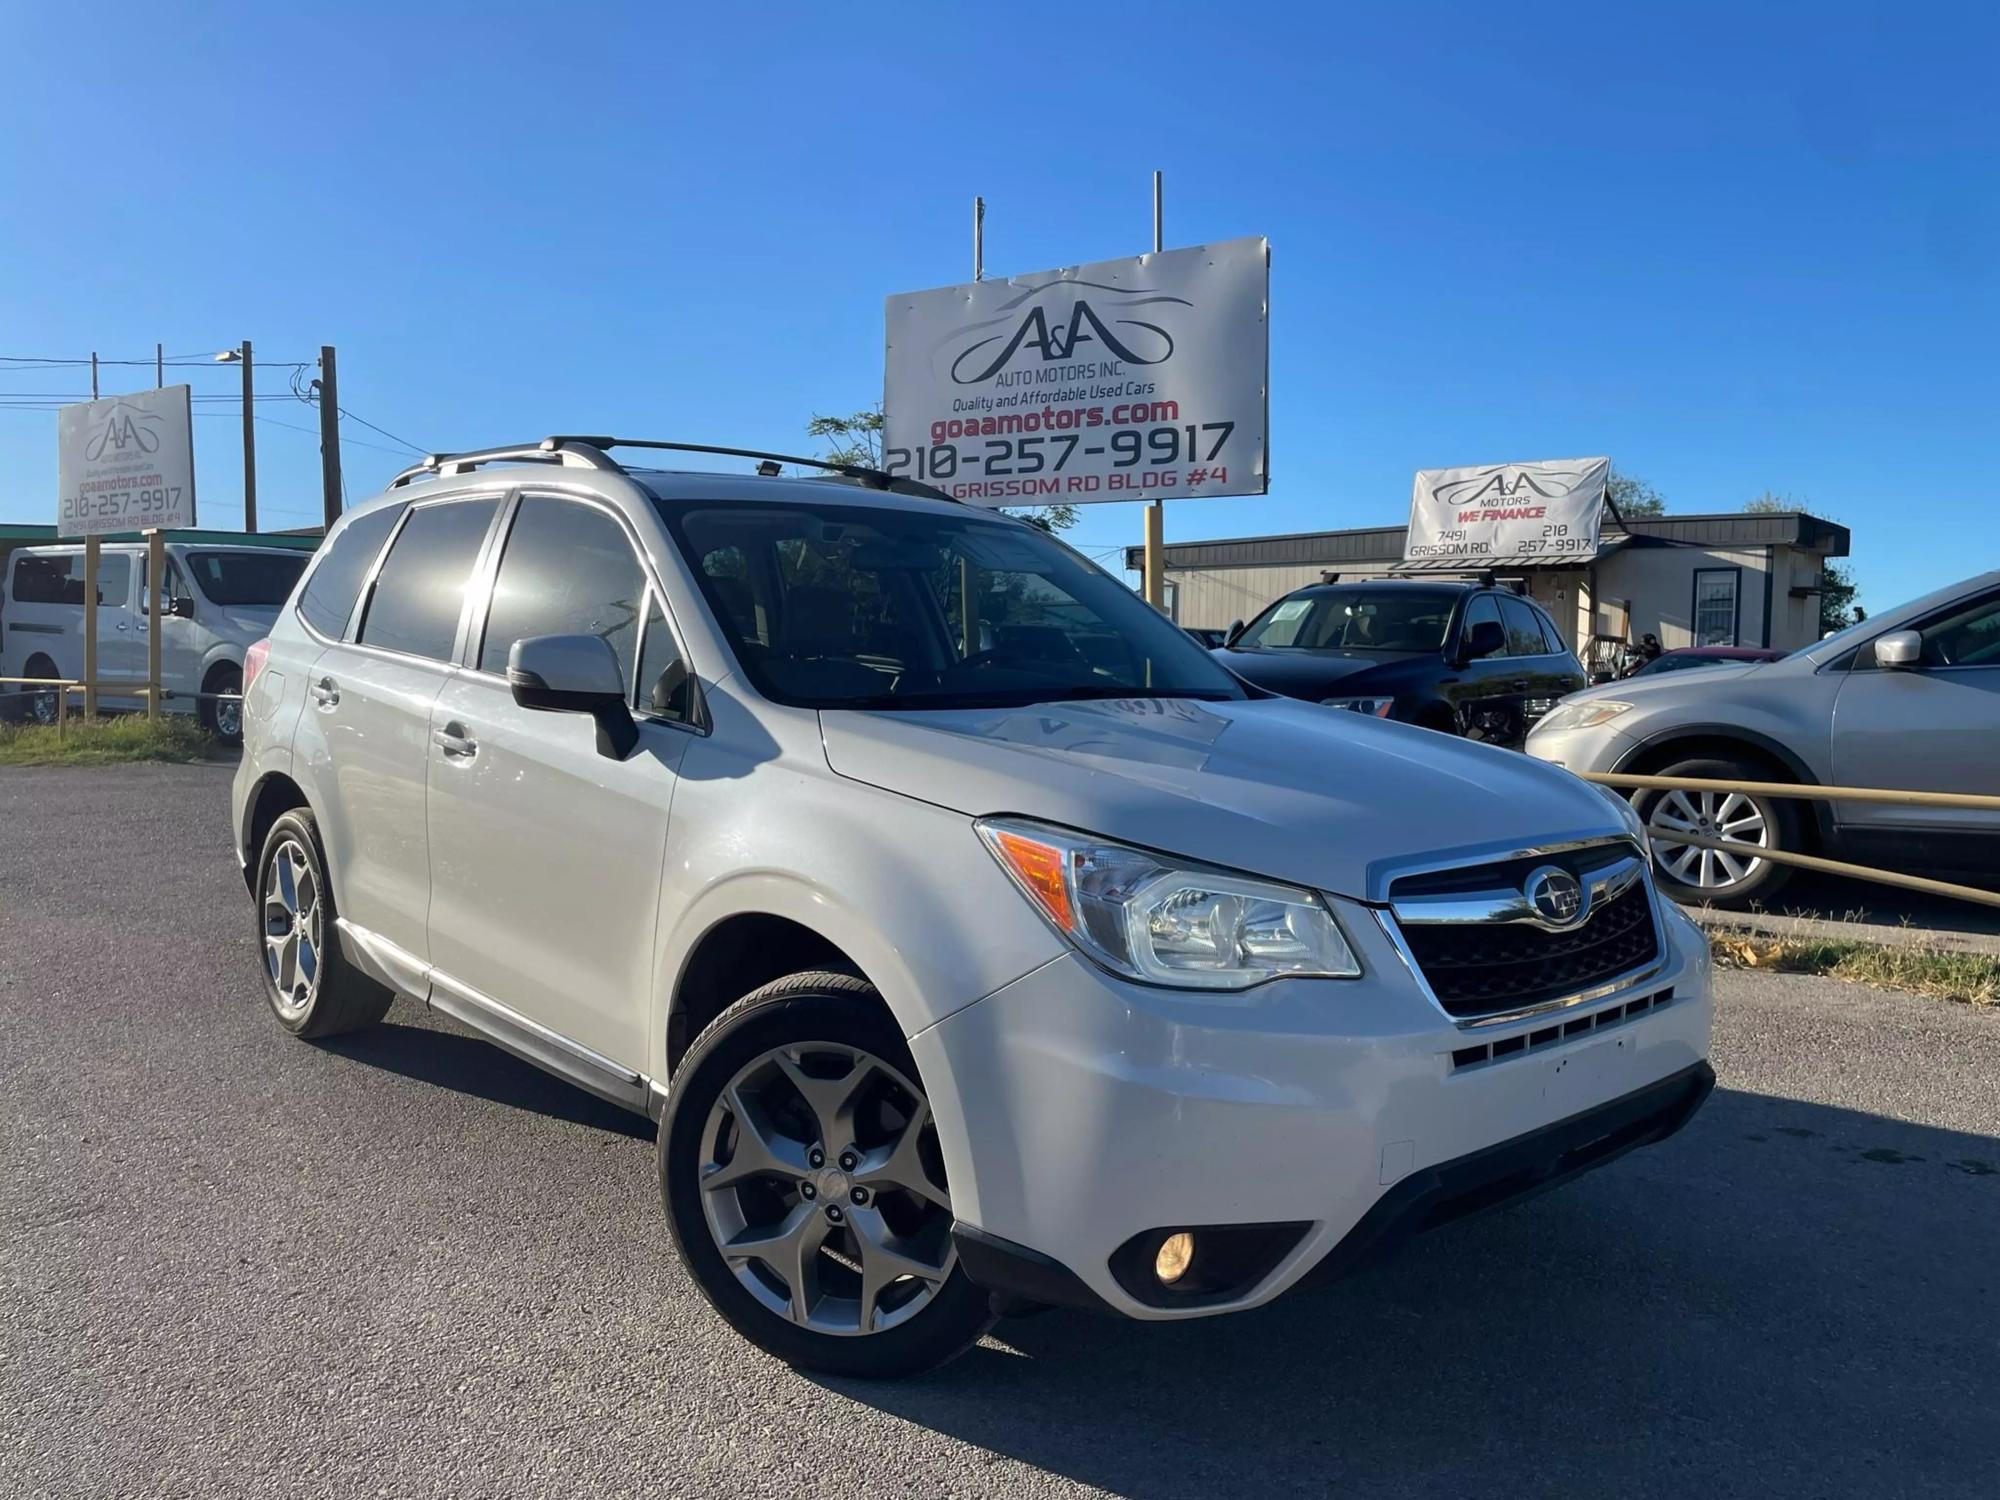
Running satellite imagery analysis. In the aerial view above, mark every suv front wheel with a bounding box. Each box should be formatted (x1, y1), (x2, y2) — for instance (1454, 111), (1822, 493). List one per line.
(659, 972), (995, 1377)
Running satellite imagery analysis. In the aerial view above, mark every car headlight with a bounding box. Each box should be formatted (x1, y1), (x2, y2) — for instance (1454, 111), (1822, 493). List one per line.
(1534, 699), (1634, 735)
(976, 818), (1361, 990)
(1320, 696), (1395, 718)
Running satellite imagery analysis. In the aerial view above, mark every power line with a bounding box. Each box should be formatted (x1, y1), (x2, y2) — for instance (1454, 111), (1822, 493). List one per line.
(336, 408), (425, 456)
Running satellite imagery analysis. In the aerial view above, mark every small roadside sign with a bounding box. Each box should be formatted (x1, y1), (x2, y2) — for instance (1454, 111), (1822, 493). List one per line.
(57, 385), (197, 537)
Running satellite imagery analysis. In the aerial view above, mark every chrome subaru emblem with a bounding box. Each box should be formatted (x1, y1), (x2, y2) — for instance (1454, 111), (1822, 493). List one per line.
(1525, 865), (1588, 928)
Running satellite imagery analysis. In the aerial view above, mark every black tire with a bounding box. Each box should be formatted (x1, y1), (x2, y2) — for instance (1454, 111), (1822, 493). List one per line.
(1635, 755), (1798, 909)
(22, 654), (61, 727)
(660, 971), (995, 1378)
(204, 664), (244, 745)
(253, 807), (392, 1038)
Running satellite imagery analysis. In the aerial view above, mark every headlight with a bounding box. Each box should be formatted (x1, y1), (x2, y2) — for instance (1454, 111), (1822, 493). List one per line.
(1320, 696), (1395, 718)
(976, 818), (1361, 990)
(1534, 699), (1634, 735)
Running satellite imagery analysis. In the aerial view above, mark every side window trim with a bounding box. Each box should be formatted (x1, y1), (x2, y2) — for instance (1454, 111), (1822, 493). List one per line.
(294, 500), (412, 645)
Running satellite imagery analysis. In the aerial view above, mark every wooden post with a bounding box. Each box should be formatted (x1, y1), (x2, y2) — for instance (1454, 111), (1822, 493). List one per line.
(317, 345), (341, 530)
(1141, 171), (1166, 608)
(145, 530), (164, 720)
(82, 536), (100, 721)
(241, 340), (258, 533)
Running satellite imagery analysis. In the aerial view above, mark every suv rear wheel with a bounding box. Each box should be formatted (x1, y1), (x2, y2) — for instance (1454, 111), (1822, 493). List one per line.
(1635, 755), (1797, 908)
(255, 808), (393, 1037)
(660, 972), (995, 1378)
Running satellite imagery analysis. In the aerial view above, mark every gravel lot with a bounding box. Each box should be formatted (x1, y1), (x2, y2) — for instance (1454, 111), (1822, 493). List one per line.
(4, 763), (1996, 1499)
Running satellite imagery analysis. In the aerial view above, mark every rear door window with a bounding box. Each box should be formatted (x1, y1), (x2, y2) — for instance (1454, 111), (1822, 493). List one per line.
(1500, 595), (1551, 656)
(299, 502), (408, 639)
(10, 554), (128, 606)
(356, 499), (499, 662)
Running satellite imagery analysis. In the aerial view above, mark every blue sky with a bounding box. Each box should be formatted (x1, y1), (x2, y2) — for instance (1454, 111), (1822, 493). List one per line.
(2, 1), (1992, 608)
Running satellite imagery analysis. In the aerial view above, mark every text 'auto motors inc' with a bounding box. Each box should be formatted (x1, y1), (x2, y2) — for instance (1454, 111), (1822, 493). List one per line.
(1130, 460), (1851, 668)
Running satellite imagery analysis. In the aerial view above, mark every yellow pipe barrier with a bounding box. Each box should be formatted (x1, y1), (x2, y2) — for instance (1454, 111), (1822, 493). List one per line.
(1584, 772), (2000, 814)
(1646, 829), (2000, 911)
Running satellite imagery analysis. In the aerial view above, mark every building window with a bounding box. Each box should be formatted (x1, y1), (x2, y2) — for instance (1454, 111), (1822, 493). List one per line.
(1693, 568), (1740, 646)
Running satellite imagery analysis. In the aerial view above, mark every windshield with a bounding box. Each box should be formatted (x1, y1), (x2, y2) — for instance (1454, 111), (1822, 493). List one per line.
(184, 550), (308, 607)
(1234, 588), (1457, 652)
(657, 499), (1246, 711)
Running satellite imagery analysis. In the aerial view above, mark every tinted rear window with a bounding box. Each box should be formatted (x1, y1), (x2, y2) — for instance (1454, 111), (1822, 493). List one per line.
(356, 499), (498, 661)
(298, 503), (407, 638)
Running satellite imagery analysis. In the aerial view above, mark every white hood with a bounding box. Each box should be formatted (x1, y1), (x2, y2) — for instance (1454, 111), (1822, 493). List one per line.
(820, 695), (1629, 900)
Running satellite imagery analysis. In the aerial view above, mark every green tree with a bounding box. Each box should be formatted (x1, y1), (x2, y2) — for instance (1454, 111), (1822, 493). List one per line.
(1605, 467), (1666, 518)
(809, 406), (1077, 534)
(1817, 561), (1861, 632)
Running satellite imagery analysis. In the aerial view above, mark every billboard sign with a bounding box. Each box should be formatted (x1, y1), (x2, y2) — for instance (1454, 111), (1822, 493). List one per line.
(1404, 457), (1610, 568)
(884, 236), (1268, 507)
(57, 385), (196, 537)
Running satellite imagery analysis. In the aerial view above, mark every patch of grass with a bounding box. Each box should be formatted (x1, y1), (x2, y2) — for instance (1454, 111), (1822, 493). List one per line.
(1713, 932), (2000, 1007)
(0, 714), (217, 767)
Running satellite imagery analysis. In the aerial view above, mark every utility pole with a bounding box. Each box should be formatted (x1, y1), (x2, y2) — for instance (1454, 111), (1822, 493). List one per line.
(90, 351), (99, 400)
(155, 342), (163, 388)
(316, 345), (341, 531)
(240, 340), (258, 533)
(1142, 171), (1167, 612)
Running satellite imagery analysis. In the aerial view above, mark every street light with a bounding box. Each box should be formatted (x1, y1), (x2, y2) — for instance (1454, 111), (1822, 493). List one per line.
(215, 342), (255, 530)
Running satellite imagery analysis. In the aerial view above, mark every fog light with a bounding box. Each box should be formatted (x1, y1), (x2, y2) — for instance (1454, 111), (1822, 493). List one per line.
(1154, 1231), (1195, 1284)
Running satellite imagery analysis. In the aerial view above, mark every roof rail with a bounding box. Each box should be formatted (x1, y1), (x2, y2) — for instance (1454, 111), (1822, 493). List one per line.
(387, 439), (618, 489)
(389, 435), (956, 503)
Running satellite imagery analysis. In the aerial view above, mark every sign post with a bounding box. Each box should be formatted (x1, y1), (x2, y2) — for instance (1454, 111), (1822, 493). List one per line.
(145, 529), (165, 720)
(1403, 457), (1611, 569)
(58, 385), (197, 724)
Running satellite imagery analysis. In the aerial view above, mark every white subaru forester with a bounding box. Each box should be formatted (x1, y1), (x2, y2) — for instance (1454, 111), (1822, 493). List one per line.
(232, 436), (1715, 1377)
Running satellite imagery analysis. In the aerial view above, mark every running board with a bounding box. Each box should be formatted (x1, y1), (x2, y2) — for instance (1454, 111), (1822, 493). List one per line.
(334, 917), (653, 1117)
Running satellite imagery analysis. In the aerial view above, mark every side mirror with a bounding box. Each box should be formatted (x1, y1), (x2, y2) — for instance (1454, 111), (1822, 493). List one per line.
(508, 633), (639, 759)
(1459, 619), (1506, 664)
(1875, 629), (1922, 670)
(168, 595), (196, 619)
(1224, 619), (1245, 647)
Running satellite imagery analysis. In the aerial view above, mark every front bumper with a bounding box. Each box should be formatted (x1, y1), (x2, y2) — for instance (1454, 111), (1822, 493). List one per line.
(912, 897), (1714, 1320)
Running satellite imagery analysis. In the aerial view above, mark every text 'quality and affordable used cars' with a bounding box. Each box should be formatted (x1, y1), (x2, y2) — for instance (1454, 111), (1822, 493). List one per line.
(231, 436), (1714, 1377)
(1213, 579), (1586, 747)
(1527, 570), (2000, 908)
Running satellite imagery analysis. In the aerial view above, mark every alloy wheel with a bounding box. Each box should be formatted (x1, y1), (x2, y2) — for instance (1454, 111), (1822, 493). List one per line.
(698, 1042), (955, 1337)
(29, 688), (57, 727)
(262, 838), (322, 1016)
(1646, 787), (1770, 891)
(214, 696), (243, 740)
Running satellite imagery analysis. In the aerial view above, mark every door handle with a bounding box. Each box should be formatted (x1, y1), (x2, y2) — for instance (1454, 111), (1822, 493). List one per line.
(115, 621), (129, 632)
(432, 723), (478, 758)
(1511, 679), (1530, 691)
(309, 677), (340, 707)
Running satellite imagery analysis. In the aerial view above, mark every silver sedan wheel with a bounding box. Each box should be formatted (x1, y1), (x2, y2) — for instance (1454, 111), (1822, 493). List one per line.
(699, 1042), (955, 1337)
(1647, 787), (1770, 891)
(262, 838), (322, 1016)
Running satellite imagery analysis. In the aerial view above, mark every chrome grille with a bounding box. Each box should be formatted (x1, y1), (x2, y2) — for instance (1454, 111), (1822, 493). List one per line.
(1388, 842), (1663, 1023)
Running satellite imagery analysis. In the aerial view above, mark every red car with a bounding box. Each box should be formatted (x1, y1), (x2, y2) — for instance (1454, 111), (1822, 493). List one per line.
(1629, 645), (1785, 678)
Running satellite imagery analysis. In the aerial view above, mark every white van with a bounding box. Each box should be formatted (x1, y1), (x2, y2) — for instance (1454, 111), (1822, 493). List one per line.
(1, 541), (310, 741)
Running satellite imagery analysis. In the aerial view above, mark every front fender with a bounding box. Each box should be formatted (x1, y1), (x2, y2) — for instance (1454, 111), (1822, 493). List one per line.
(648, 747), (1066, 1078)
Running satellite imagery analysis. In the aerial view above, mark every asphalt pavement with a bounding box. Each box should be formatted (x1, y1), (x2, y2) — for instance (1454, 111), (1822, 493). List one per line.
(3, 763), (1996, 1499)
